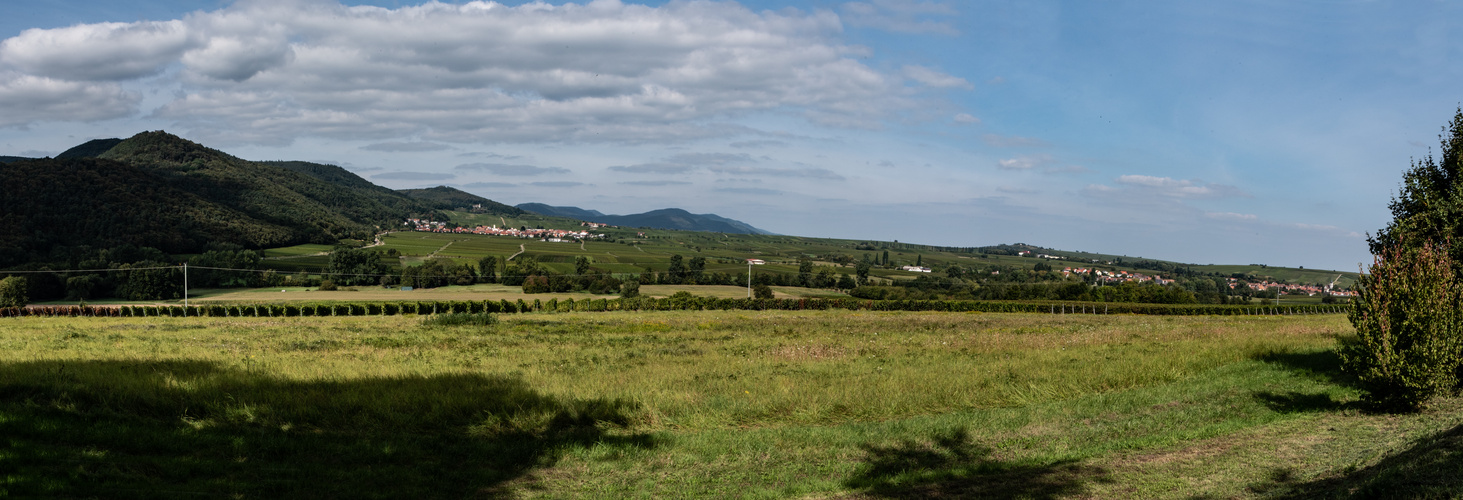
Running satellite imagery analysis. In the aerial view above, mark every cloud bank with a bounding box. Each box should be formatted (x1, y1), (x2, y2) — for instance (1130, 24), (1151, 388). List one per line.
(0, 0), (970, 145)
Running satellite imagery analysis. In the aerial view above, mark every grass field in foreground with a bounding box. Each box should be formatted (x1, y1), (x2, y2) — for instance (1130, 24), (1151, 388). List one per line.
(1, 311), (1459, 498)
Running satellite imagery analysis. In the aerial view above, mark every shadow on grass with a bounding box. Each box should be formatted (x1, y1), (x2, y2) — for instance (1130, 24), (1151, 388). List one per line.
(1254, 349), (1353, 386)
(1243, 423), (1463, 499)
(844, 428), (1111, 499)
(0, 359), (656, 499)
(1252, 349), (1369, 414)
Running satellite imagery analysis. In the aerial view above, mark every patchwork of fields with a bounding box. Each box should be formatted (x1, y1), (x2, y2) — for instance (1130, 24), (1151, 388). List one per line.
(2, 310), (1458, 498)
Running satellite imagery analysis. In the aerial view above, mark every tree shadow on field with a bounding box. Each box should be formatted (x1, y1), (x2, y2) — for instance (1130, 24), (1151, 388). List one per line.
(1239, 423), (1463, 499)
(0, 359), (656, 499)
(844, 428), (1111, 499)
(1252, 349), (1365, 414)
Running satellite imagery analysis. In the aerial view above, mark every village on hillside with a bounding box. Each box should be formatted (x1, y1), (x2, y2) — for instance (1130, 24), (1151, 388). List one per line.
(405, 218), (607, 242)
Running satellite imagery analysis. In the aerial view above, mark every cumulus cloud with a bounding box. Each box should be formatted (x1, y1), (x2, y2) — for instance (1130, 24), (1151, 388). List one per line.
(0, 1), (956, 139)
(840, 0), (959, 35)
(952, 113), (979, 124)
(529, 181), (585, 187)
(361, 141), (453, 152)
(0, 21), (191, 81)
(455, 162), (570, 176)
(0, 75), (140, 126)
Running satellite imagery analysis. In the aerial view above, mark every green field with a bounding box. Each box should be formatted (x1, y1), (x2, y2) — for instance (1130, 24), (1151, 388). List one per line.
(2, 311), (1458, 498)
(172, 283), (847, 304)
(267, 216), (1359, 291)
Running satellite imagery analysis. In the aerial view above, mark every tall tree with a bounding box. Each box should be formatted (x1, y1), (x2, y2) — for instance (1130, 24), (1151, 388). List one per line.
(667, 255), (687, 284)
(688, 256), (706, 284)
(477, 256), (498, 283)
(1371, 108), (1463, 268)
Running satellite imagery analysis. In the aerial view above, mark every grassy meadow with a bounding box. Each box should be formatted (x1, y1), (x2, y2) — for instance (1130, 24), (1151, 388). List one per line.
(2, 310), (1459, 498)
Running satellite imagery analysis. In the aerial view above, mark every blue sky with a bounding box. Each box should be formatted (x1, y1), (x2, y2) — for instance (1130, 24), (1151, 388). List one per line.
(2, 0), (1457, 271)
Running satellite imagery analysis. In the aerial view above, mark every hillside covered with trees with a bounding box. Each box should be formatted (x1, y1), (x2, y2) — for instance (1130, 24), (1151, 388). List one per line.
(0, 131), (503, 268)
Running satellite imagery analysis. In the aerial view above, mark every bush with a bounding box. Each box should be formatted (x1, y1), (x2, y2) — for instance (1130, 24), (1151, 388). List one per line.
(318, 279), (337, 291)
(1340, 240), (1463, 411)
(753, 284), (774, 300)
(620, 280), (640, 298)
(420, 312), (498, 327)
(0, 276), (28, 308)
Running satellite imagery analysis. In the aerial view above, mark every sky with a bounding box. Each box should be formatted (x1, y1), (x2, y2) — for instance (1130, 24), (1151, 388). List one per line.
(2, 0), (1459, 272)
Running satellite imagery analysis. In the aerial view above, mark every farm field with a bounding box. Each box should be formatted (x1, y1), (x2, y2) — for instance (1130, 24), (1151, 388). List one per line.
(163, 284), (849, 304)
(2, 311), (1458, 498)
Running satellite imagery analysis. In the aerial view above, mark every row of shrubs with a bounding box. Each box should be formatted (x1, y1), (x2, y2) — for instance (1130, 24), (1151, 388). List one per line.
(0, 298), (1349, 318)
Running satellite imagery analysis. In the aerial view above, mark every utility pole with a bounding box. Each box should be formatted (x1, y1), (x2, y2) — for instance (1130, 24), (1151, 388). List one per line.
(183, 262), (189, 314)
(747, 260), (752, 298)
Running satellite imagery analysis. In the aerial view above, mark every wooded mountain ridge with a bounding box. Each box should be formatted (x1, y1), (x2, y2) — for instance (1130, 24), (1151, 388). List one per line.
(516, 203), (772, 235)
(0, 131), (496, 266)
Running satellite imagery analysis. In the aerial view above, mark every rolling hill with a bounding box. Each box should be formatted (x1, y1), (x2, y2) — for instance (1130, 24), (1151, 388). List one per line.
(0, 131), (525, 267)
(517, 203), (772, 234)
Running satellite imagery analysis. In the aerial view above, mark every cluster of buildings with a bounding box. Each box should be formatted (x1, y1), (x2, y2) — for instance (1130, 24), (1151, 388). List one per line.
(1017, 250), (1066, 260)
(404, 219), (604, 241)
(1058, 266), (1356, 296)
(1244, 280), (1356, 297)
(900, 265), (933, 273)
(1062, 267), (1174, 285)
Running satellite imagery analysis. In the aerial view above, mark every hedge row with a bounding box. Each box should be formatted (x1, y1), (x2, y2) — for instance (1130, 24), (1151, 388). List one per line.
(0, 299), (1349, 318)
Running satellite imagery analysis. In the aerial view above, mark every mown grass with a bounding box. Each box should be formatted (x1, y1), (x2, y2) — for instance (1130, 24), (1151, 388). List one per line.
(0, 311), (1458, 498)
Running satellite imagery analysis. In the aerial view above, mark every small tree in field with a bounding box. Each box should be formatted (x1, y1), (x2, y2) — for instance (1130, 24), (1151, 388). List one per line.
(0, 276), (28, 308)
(1341, 239), (1463, 410)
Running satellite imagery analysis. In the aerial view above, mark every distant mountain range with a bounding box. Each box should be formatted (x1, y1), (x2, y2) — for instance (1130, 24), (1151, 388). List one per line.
(516, 203), (772, 235)
(0, 131), (772, 268)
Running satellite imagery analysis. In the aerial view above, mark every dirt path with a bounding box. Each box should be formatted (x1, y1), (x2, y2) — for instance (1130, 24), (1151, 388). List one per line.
(263, 252), (329, 261)
(426, 240), (456, 259)
(507, 243), (526, 261)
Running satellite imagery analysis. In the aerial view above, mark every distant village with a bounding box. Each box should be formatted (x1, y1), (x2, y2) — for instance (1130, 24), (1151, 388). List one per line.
(404, 218), (606, 242)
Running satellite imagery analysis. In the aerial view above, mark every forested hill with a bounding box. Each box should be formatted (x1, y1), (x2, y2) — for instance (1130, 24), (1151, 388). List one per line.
(0, 131), (518, 267)
(517, 204), (771, 234)
(398, 186), (525, 215)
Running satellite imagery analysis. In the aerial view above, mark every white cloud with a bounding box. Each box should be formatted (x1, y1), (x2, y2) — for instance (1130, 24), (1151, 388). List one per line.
(903, 65), (972, 89)
(952, 113), (979, 124)
(997, 154), (1053, 170)
(0, 1), (949, 141)
(0, 74), (140, 126)
(840, 0), (959, 35)
(1205, 211), (1259, 221)
(0, 21), (191, 81)
(1114, 175), (1249, 199)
